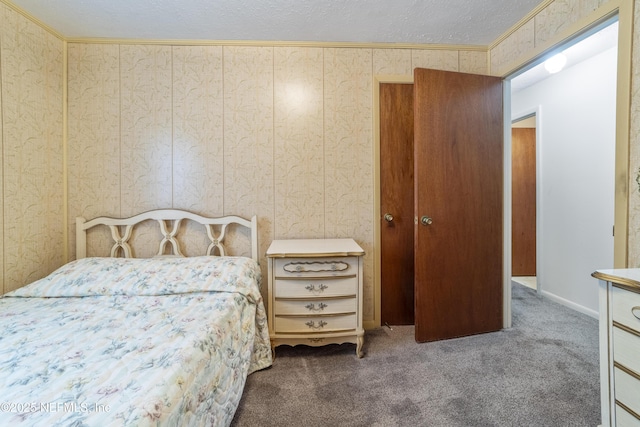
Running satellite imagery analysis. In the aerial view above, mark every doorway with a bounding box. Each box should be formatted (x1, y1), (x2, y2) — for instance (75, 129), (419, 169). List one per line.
(508, 20), (618, 315)
(379, 82), (414, 326)
(511, 114), (537, 291)
(377, 70), (504, 341)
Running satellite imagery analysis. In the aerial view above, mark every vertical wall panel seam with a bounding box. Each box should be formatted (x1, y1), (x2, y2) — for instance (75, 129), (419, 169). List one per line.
(272, 47), (276, 239)
(171, 46), (174, 209)
(322, 48), (326, 239)
(119, 44), (122, 218)
(221, 47), (225, 215)
(62, 41), (68, 262)
(0, 13), (4, 294)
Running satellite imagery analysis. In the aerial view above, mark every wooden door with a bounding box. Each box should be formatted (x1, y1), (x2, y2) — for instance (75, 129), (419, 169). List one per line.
(413, 68), (503, 342)
(380, 83), (414, 325)
(512, 127), (536, 276)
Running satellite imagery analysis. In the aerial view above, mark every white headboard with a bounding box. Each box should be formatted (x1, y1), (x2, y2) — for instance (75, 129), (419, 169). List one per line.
(76, 209), (258, 261)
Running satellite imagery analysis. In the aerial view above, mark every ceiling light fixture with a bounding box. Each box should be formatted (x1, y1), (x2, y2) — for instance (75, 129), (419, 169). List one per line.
(544, 53), (567, 74)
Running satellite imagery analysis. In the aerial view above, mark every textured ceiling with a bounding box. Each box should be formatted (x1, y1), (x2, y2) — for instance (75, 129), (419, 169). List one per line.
(9, 0), (543, 45)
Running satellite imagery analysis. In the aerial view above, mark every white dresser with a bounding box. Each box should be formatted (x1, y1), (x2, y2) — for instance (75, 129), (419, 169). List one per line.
(593, 269), (640, 427)
(266, 239), (365, 358)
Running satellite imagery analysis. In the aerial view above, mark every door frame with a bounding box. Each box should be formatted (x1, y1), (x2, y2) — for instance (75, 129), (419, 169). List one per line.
(510, 108), (542, 294)
(500, 0), (630, 270)
(371, 0), (631, 330)
(371, 74), (413, 330)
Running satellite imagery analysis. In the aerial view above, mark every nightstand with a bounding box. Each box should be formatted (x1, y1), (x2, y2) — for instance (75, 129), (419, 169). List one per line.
(266, 238), (365, 358)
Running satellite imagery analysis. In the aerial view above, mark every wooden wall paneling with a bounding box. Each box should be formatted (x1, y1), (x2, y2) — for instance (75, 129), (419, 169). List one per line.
(223, 46), (275, 284)
(172, 46), (224, 216)
(0, 7), (64, 292)
(412, 49), (459, 72)
(373, 49), (413, 75)
(323, 48), (375, 319)
(273, 47), (325, 239)
(120, 45), (173, 258)
(67, 43), (121, 258)
(172, 46), (225, 255)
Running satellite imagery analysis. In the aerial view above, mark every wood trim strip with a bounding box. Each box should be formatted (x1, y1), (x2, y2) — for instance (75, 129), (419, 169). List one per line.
(275, 274), (356, 280)
(613, 283), (640, 295)
(268, 251), (363, 258)
(0, 0), (65, 40)
(275, 295), (355, 301)
(613, 321), (640, 338)
(488, 0), (555, 49)
(592, 272), (640, 293)
(277, 329), (356, 335)
(616, 400), (640, 421)
(614, 361), (640, 382)
(275, 312), (356, 318)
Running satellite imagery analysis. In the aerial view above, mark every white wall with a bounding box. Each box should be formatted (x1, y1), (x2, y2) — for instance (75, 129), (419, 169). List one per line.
(511, 46), (617, 316)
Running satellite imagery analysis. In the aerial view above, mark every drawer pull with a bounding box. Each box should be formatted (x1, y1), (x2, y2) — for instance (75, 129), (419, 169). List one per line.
(305, 320), (327, 330)
(305, 302), (328, 312)
(305, 284), (328, 293)
(284, 260), (349, 273)
(633, 306), (640, 320)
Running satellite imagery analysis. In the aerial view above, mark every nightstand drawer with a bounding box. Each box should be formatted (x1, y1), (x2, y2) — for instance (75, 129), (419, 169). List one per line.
(274, 297), (356, 316)
(274, 276), (357, 298)
(275, 314), (356, 333)
(615, 403), (640, 426)
(613, 326), (640, 376)
(614, 366), (640, 418)
(274, 256), (359, 278)
(612, 285), (640, 332)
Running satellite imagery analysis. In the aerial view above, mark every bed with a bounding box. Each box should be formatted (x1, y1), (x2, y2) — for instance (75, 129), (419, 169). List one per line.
(0, 209), (272, 427)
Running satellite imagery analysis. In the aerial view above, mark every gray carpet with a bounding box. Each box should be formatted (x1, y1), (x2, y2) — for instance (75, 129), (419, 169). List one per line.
(231, 283), (600, 427)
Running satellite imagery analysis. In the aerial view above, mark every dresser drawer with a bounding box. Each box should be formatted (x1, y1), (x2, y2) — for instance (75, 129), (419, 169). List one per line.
(612, 285), (640, 332)
(613, 326), (640, 376)
(274, 276), (357, 298)
(616, 403), (640, 427)
(274, 256), (359, 278)
(275, 314), (356, 333)
(614, 366), (640, 418)
(274, 297), (356, 316)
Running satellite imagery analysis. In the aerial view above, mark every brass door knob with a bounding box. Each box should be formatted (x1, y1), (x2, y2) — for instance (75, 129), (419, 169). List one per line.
(420, 216), (433, 226)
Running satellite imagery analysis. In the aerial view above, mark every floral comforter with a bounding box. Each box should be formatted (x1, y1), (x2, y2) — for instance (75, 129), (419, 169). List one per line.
(0, 256), (272, 427)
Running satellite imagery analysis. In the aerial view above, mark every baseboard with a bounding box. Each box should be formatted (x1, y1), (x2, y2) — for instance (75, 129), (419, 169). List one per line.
(540, 290), (599, 319)
(364, 291), (598, 330)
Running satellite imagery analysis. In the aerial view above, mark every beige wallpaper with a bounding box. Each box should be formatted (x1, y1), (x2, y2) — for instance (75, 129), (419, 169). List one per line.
(66, 43), (487, 320)
(490, 0), (612, 75)
(0, 3), (64, 294)
(8, 0), (639, 324)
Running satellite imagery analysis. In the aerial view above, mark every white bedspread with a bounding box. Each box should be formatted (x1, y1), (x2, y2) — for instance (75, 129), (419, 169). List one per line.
(0, 256), (272, 427)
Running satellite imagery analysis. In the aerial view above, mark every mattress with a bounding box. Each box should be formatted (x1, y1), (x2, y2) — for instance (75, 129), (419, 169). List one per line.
(0, 256), (272, 426)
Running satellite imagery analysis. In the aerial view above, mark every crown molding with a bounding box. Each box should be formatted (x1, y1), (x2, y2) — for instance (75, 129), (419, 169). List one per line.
(488, 0), (555, 50)
(64, 37), (488, 51)
(1, 0), (65, 40)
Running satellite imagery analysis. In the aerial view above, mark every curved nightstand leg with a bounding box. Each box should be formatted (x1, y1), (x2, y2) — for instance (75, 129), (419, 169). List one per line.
(356, 336), (364, 358)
